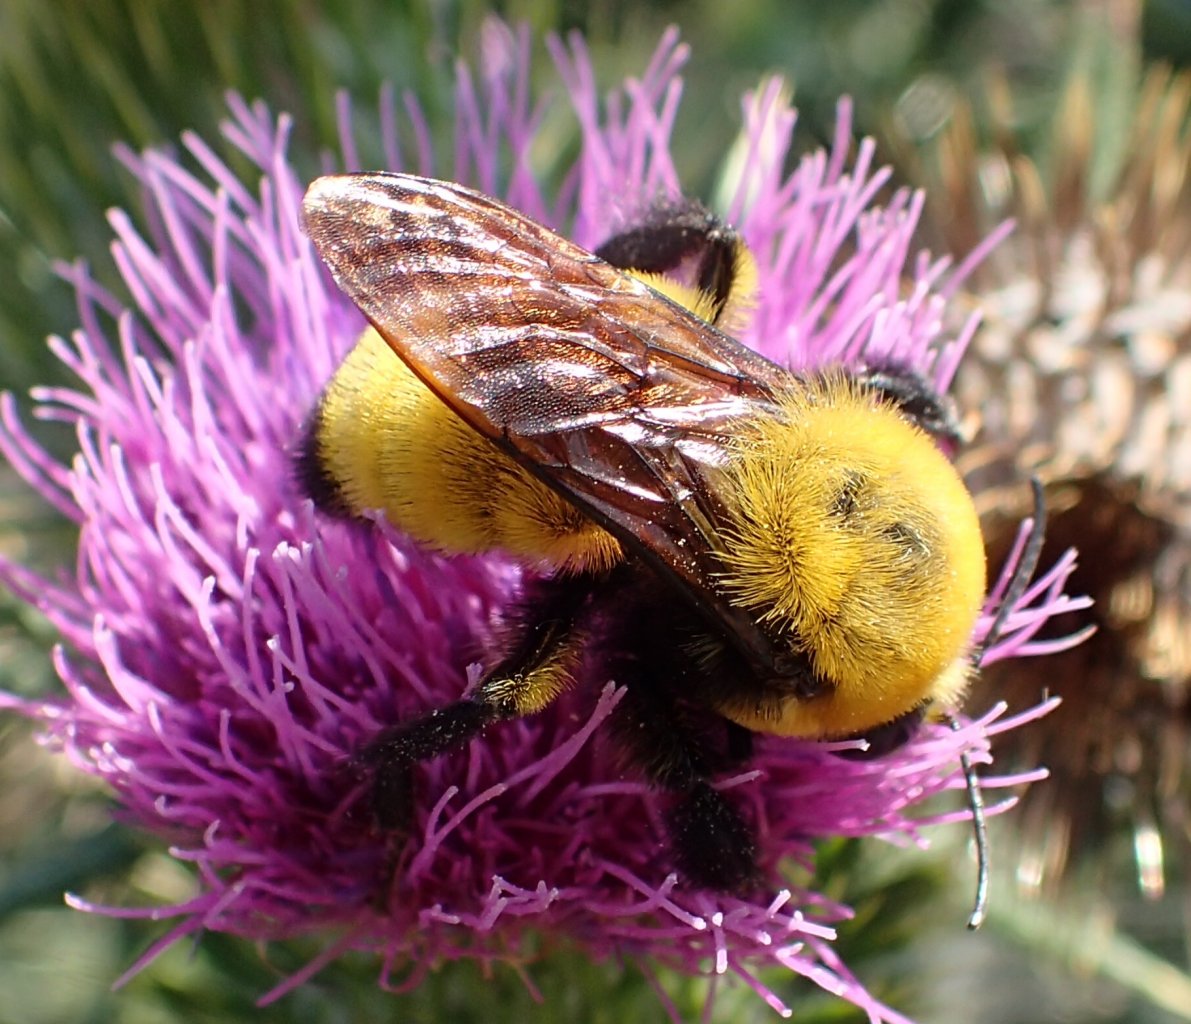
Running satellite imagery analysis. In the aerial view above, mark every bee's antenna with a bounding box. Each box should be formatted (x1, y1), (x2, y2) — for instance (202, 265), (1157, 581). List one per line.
(960, 476), (1047, 930)
(954, 727), (990, 929)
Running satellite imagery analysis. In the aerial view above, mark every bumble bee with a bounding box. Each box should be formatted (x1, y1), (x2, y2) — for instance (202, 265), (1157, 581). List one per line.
(298, 173), (993, 896)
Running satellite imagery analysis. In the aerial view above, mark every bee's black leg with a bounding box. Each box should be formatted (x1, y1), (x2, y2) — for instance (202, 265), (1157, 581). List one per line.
(363, 572), (594, 827)
(852, 363), (965, 444)
(364, 698), (498, 827)
(664, 780), (758, 891)
(611, 681), (758, 892)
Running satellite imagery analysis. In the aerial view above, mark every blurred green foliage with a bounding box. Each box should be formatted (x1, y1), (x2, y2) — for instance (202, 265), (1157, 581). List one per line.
(0, 0), (1126, 395)
(1, 2), (1188, 1023)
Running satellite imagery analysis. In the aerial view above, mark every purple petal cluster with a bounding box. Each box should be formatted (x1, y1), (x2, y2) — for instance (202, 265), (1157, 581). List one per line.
(0, 22), (1085, 1021)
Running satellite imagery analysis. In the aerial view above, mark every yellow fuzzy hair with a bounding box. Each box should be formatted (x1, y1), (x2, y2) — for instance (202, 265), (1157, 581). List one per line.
(309, 328), (622, 573)
(714, 377), (986, 737)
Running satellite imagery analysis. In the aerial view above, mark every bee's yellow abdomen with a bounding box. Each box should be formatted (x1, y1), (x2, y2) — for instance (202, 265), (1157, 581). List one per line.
(304, 328), (622, 573)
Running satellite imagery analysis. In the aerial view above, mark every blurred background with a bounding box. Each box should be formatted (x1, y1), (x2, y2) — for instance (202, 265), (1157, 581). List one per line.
(1, 1), (1190, 1021)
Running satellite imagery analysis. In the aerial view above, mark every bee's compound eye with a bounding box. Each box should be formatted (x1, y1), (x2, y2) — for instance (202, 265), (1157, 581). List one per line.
(836, 706), (927, 761)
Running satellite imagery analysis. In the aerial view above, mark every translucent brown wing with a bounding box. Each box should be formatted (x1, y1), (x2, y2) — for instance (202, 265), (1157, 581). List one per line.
(303, 172), (792, 674)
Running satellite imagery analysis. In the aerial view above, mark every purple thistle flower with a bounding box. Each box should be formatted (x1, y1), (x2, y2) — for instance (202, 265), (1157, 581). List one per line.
(0, 21), (1087, 1022)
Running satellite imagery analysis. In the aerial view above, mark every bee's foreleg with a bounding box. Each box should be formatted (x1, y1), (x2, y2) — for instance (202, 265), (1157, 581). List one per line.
(851, 363), (965, 444)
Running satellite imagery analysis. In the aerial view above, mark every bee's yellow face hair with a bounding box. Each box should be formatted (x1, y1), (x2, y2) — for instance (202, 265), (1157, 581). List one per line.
(715, 378), (987, 738)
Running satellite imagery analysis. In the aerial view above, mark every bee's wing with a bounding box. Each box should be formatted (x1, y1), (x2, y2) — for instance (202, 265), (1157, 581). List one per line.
(303, 172), (789, 672)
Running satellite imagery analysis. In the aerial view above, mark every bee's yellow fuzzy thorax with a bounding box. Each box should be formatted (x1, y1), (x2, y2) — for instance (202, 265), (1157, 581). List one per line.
(716, 378), (987, 737)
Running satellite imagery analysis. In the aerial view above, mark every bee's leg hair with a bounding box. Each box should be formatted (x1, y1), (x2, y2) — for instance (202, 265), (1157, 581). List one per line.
(611, 681), (759, 892)
(362, 572), (594, 827)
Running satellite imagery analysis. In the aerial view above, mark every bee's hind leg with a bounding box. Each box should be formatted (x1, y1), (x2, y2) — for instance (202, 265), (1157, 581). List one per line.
(362, 572), (595, 828)
(609, 678), (759, 893)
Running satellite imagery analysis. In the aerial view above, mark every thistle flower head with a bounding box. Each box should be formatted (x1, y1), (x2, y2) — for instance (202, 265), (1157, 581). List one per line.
(0, 22), (1082, 1020)
(928, 66), (1191, 899)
